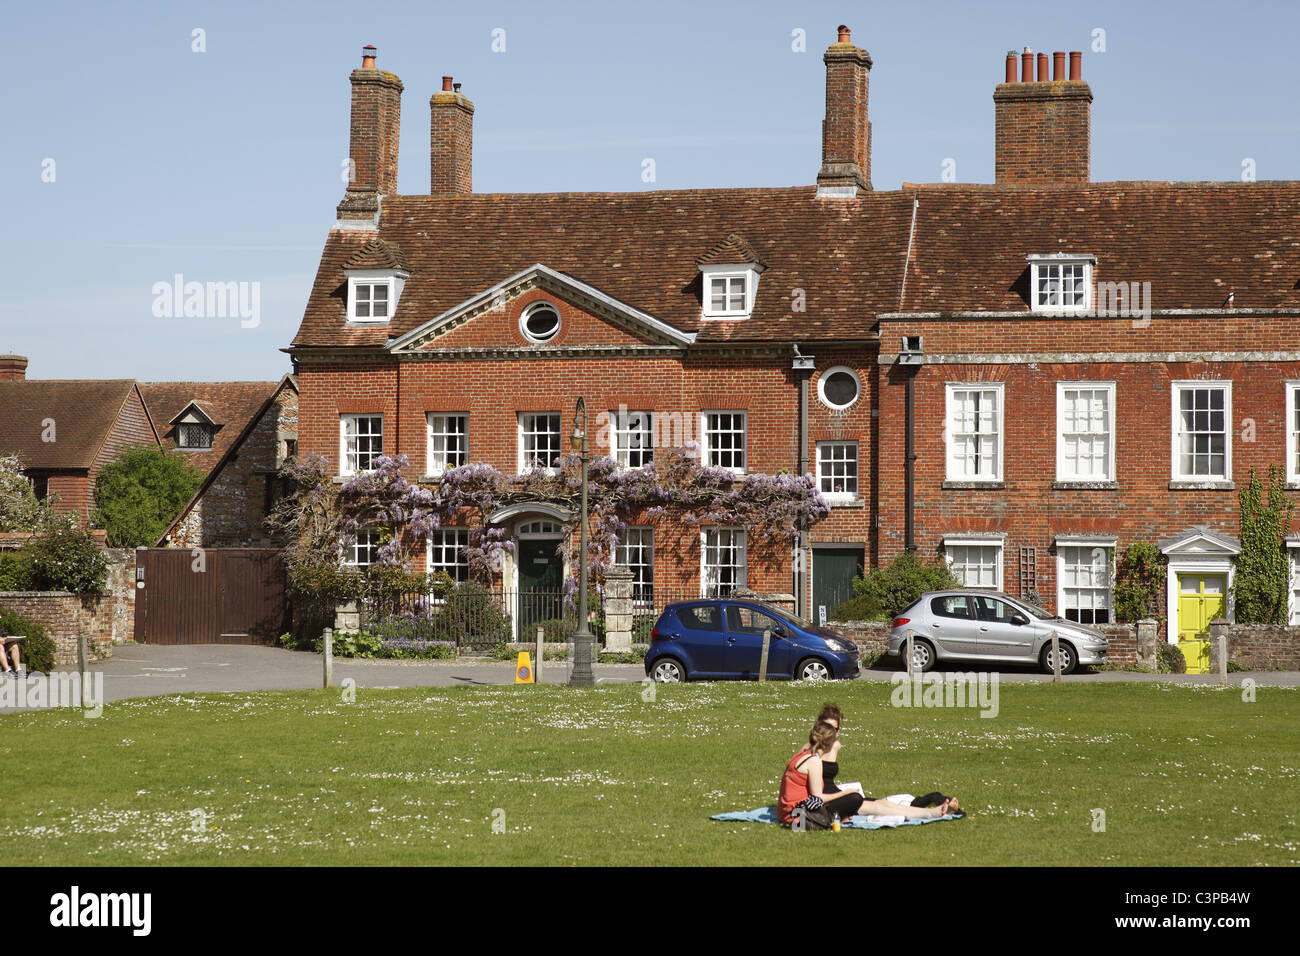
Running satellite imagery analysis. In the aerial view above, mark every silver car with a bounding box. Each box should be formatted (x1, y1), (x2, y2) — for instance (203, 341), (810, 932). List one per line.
(888, 591), (1108, 674)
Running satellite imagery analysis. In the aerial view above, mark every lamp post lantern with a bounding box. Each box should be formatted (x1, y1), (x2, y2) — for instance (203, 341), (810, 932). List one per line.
(568, 396), (597, 687)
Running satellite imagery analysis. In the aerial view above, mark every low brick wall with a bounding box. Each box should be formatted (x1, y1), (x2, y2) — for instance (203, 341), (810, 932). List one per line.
(1209, 621), (1300, 671)
(826, 620), (892, 655)
(0, 549), (135, 667)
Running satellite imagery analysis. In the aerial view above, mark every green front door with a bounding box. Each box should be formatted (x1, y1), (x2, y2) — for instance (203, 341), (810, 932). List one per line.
(812, 547), (865, 625)
(518, 538), (563, 639)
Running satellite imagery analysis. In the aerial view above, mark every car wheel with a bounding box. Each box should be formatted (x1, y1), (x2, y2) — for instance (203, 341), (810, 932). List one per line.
(1040, 640), (1077, 675)
(651, 658), (686, 683)
(796, 658), (831, 681)
(902, 638), (936, 673)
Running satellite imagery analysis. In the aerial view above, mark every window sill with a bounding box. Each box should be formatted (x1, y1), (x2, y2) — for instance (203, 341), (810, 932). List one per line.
(345, 318), (391, 326)
(1168, 480), (1234, 490)
(826, 498), (864, 509)
(942, 480), (1005, 490)
(333, 473), (377, 484)
(1052, 480), (1119, 491)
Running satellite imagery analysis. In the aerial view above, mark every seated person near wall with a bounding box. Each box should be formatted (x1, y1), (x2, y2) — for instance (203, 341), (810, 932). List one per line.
(0, 635), (25, 679)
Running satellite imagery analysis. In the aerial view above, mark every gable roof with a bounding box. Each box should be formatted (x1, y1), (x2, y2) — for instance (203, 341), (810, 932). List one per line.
(898, 181), (1300, 313)
(695, 234), (765, 268)
(345, 238), (411, 272)
(291, 187), (917, 348)
(0, 381), (138, 470)
(139, 381), (286, 477)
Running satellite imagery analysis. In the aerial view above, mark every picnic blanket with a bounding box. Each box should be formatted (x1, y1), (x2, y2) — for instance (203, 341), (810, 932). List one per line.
(711, 797), (964, 829)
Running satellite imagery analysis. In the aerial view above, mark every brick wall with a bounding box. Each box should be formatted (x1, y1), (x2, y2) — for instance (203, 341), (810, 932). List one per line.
(0, 548), (134, 665)
(1210, 622), (1300, 670)
(165, 385), (299, 547)
(993, 80), (1091, 185)
(430, 85), (473, 195)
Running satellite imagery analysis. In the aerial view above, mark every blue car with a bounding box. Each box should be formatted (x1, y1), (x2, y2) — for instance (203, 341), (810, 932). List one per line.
(644, 599), (860, 682)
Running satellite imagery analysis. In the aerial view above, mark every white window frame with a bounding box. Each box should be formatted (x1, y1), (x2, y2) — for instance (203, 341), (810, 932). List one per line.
(816, 441), (859, 503)
(1056, 538), (1116, 626)
(518, 412), (563, 474)
(427, 527), (470, 583)
(1288, 541), (1300, 625)
(945, 383), (1004, 482)
(700, 264), (760, 319)
(701, 527), (747, 597)
(346, 270), (405, 325)
(1056, 382), (1116, 482)
(1287, 382), (1300, 484)
(426, 413), (468, 476)
(1170, 381), (1232, 481)
(817, 366), (862, 411)
(1027, 254), (1094, 314)
(943, 538), (1004, 591)
(342, 528), (379, 569)
(615, 527), (655, 604)
(611, 409), (654, 469)
(519, 300), (562, 344)
(701, 410), (747, 475)
(339, 414), (383, 476)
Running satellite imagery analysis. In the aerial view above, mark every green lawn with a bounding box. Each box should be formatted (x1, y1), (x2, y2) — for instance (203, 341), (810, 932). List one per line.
(1, 680), (1295, 865)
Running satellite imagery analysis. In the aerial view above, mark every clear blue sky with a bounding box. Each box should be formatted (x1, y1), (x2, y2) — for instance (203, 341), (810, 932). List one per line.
(2, 0), (1297, 381)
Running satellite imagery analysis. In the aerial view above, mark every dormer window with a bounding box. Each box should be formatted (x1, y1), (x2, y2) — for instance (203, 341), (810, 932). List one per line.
(696, 234), (764, 320)
(178, 423), (213, 450)
(342, 239), (411, 326)
(1028, 254), (1095, 313)
(347, 271), (405, 324)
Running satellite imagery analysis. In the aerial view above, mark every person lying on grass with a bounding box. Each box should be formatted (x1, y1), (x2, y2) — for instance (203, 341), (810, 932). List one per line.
(778, 721), (957, 829)
(816, 701), (961, 815)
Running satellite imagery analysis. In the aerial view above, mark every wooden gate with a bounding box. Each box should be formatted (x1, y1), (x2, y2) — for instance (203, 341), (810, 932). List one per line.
(134, 548), (289, 645)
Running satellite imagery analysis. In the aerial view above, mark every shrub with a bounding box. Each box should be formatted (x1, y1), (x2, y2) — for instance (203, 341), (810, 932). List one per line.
(0, 608), (55, 673)
(93, 444), (204, 547)
(852, 552), (961, 621)
(1233, 465), (1293, 624)
(0, 454), (53, 534)
(26, 515), (108, 595)
(829, 592), (882, 622)
(488, 641), (515, 661)
(0, 551), (35, 591)
(1114, 542), (1165, 623)
(1157, 642), (1187, 675)
(426, 582), (511, 645)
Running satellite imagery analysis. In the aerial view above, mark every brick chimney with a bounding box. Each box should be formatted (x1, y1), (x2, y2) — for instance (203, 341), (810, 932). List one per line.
(336, 45), (404, 225)
(0, 354), (27, 380)
(993, 47), (1091, 185)
(816, 25), (872, 198)
(430, 76), (474, 195)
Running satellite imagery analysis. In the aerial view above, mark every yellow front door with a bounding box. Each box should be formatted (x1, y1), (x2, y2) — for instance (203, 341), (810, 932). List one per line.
(1176, 573), (1224, 674)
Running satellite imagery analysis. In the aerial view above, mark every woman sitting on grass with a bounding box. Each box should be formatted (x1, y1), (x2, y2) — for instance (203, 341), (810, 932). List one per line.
(778, 720), (957, 829)
(815, 702), (961, 816)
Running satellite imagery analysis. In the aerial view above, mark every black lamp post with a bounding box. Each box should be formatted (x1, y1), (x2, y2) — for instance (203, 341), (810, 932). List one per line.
(568, 396), (596, 687)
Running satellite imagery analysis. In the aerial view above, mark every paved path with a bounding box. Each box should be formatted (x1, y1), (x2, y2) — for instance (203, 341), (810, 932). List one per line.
(1, 644), (1295, 711)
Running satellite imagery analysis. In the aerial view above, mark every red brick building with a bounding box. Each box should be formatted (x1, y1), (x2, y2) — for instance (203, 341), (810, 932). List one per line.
(288, 33), (1300, 646)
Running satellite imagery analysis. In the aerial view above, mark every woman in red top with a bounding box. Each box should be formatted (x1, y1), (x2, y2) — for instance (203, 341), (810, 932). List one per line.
(779, 721), (955, 829)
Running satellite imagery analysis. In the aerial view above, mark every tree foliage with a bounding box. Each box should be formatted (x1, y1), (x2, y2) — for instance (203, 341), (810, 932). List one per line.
(25, 513), (109, 594)
(851, 551), (962, 621)
(0, 454), (53, 534)
(1233, 465), (1294, 625)
(93, 444), (204, 547)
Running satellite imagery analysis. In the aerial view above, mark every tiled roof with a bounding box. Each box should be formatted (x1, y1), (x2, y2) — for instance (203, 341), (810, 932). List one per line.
(292, 187), (917, 347)
(139, 382), (282, 476)
(291, 181), (1300, 350)
(344, 238), (412, 272)
(695, 234), (765, 268)
(898, 181), (1300, 312)
(0, 381), (137, 469)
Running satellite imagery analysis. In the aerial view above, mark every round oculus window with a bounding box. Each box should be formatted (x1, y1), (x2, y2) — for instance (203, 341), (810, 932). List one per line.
(819, 367), (861, 409)
(521, 303), (561, 343)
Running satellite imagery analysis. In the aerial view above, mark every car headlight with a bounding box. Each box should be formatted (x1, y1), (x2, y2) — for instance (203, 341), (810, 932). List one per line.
(825, 639), (852, 653)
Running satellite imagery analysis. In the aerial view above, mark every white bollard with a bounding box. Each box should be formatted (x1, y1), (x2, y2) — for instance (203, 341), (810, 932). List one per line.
(323, 626), (333, 689)
(1051, 630), (1061, 682)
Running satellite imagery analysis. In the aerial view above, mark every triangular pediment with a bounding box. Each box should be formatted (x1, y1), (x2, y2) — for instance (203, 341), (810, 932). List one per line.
(1158, 526), (1241, 557)
(387, 264), (695, 353)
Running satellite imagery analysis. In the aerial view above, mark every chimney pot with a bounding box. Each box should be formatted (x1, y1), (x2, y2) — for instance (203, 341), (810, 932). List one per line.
(1053, 51), (1066, 81)
(453, 82), (462, 93)
(442, 75), (454, 92)
(1069, 51), (1082, 80)
(1004, 52), (1017, 84)
(1037, 52), (1049, 81)
(0, 354), (28, 381)
(837, 24), (851, 43)
(994, 45), (1092, 184)
(361, 44), (376, 69)
(1020, 48), (1033, 82)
